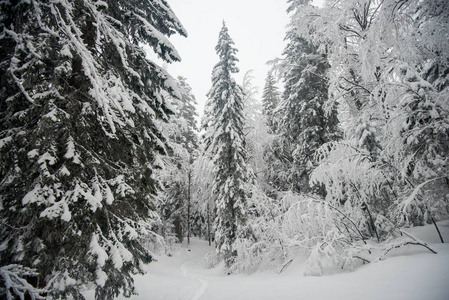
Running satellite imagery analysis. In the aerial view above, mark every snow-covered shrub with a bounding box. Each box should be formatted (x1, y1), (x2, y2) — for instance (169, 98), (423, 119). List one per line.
(232, 190), (367, 275)
(311, 141), (395, 241)
(278, 193), (364, 275)
(304, 242), (339, 276)
(203, 251), (222, 270)
(231, 238), (268, 273)
(236, 187), (287, 270)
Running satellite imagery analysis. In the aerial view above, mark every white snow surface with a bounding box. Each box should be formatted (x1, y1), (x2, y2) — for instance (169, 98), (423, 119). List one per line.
(84, 221), (449, 300)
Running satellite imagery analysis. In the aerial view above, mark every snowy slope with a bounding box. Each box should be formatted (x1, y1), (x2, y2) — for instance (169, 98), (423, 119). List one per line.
(84, 221), (449, 300)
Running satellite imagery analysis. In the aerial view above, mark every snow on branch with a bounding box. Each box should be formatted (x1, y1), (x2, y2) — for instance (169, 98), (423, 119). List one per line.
(0, 264), (46, 300)
(351, 229), (437, 265)
(400, 176), (447, 214)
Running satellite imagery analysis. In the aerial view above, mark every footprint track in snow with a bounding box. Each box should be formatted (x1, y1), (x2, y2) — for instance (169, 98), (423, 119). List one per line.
(179, 256), (208, 300)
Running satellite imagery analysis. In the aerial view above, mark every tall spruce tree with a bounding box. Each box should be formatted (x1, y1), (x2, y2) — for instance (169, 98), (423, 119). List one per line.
(268, 31), (340, 194)
(0, 1), (186, 299)
(261, 72), (281, 133)
(205, 22), (252, 269)
(176, 76), (200, 154)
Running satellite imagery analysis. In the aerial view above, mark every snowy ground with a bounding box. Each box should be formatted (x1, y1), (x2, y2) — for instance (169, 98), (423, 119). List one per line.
(85, 221), (449, 300)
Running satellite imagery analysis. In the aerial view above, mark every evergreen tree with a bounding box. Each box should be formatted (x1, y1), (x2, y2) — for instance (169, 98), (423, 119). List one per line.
(261, 72), (281, 132)
(176, 76), (200, 154)
(268, 27), (340, 195)
(206, 22), (252, 269)
(0, 1), (185, 298)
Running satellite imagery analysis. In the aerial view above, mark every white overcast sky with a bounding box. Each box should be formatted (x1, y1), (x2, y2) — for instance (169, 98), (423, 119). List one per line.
(166, 0), (290, 118)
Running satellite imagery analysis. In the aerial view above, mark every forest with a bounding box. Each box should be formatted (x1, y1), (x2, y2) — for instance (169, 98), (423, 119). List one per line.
(0, 0), (448, 299)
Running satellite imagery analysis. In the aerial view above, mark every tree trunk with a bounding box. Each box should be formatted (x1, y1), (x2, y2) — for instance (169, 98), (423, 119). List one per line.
(364, 202), (380, 242)
(431, 216), (444, 243)
(174, 215), (183, 243)
(207, 202), (211, 246)
(187, 169), (191, 245)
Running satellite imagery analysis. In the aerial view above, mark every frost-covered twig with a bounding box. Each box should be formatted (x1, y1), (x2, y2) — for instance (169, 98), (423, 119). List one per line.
(353, 255), (371, 264)
(398, 230), (438, 254)
(276, 259), (293, 274)
(352, 229), (438, 265)
(308, 196), (367, 243)
(401, 176), (446, 212)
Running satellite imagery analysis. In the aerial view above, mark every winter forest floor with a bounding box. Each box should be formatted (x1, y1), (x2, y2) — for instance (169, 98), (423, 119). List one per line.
(84, 221), (449, 300)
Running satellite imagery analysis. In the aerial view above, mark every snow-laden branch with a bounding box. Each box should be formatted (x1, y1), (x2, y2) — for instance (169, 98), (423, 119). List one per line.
(401, 176), (447, 213)
(0, 265), (46, 300)
(352, 228), (437, 265)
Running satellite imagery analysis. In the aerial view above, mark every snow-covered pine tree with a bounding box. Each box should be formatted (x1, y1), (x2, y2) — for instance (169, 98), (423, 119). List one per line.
(176, 76), (200, 154)
(0, 1), (186, 298)
(268, 31), (340, 195)
(206, 22), (252, 269)
(261, 72), (281, 133)
(200, 89), (215, 152)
